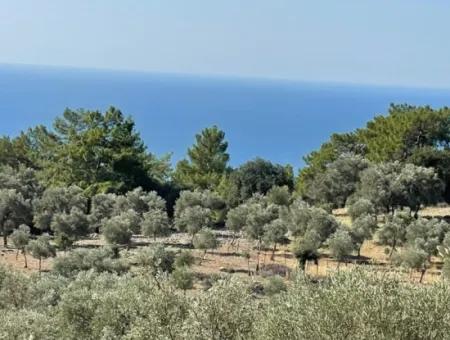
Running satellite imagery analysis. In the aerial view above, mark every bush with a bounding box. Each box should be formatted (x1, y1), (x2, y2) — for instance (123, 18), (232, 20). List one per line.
(175, 251), (195, 268)
(53, 247), (129, 277)
(134, 245), (175, 275)
(171, 266), (194, 292)
(263, 275), (287, 296)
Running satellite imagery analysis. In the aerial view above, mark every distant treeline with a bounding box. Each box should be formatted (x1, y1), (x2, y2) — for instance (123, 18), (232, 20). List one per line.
(1, 104), (449, 211)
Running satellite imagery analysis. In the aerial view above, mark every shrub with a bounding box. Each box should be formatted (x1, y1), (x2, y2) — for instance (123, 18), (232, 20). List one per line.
(175, 251), (195, 268)
(134, 245), (175, 275)
(53, 247), (129, 277)
(263, 275), (287, 296)
(171, 266), (194, 292)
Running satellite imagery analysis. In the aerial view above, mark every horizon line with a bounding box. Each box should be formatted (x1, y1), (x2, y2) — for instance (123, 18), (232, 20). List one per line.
(2, 61), (450, 92)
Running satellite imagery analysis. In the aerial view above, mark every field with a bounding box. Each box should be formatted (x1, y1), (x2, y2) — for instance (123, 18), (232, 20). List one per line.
(2, 206), (448, 285)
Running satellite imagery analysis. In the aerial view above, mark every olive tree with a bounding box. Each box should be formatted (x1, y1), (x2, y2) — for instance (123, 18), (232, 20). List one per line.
(0, 189), (31, 246)
(327, 228), (355, 268)
(101, 211), (139, 246)
(263, 218), (288, 260)
(291, 229), (322, 271)
(306, 154), (369, 208)
(26, 234), (56, 272)
(377, 210), (413, 257)
(406, 218), (449, 257)
(395, 247), (429, 283)
(171, 266), (194, 293)
(244, 200), (278, 272)
(134, 245), (175, 277)
(89, 193), (118, 230)
(53, 247), (129, 277)
(51, 207), (90, 249)
(358, 162), (442, 215)
(0, 166), (42, 201)
(174, 189), (225, 227)
(347, 198), (376, 221)
(11, 224), (30, 268)
(116, 188), (166, 217)
(349, 214), (377, 257)
(267, 185), (291, 206)
(33, 186), (87, 231)
(176, 206), (212, 243)
(225, 204), (248, 249)
(175, 250), (195, 268)
(193, 228), (219, 264)
(284, 199), (338, 241)
(141, 209), (171, 240)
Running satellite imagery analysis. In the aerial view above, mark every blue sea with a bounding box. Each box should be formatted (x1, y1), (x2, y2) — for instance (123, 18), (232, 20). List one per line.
(1, 64), (450, 169)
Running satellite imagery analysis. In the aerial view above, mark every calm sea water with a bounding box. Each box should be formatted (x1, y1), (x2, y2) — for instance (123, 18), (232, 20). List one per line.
(1, 64), (450, 169)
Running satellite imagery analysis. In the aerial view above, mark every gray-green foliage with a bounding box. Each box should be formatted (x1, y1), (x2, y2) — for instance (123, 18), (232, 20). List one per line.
(176, 205), (212, 240)
(263, 218), (287, 259)
(255, 269), (450, 340)
(53, 247), (129, 277)
(347, 198), (376, 221)
(327, 228), (355, 263)
(0, 188), (31, 245)
(102, 210), (140, 245)
(89, 193), (118, 229)
(267, 185), (291, 206)
(358, 162), (442, 214)
(306, 153), (369, 208)
(26, 234), (56, 271)
(175, 250), (195, 268)
(51, 207), (91, 249)
(116, 188), (166, 217)
(395, 247), (429, 274)
(350, 214), (377, 256)
(0, 165), (42, 200)
(33, 186), (87, 231)
(225, 204), (248, 236)
(405, 217), (449, 256)
(291, 230), (322, 270)
(1, 267), (450, 339)
(263, 275), (287, 296)
(141, 208), (170, 240)
(244, 197), (278, 244)
(134, 245), (175, 275)
(171, 266), (194, 292)
(11, 224), (31, 267)
(174, 189), (225, 229)
(193, 228), (219, 263)
(377, 210), (413, 256)
(284, 199), (338, 241)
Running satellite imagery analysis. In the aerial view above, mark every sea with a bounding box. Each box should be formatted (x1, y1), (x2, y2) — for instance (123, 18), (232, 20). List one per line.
(1, 64), (450, 170)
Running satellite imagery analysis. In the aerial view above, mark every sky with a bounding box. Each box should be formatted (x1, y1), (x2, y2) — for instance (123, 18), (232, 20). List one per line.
(1, 1), (450, 88)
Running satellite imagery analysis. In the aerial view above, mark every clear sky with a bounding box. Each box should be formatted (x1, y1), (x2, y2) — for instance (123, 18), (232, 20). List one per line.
(1, 0), (450, 88)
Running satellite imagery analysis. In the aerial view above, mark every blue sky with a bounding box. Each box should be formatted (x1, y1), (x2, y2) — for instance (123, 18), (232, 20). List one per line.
(1, 0), (450, 88)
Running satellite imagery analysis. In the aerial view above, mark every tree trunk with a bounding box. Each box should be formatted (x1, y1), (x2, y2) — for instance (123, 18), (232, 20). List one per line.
(357, 246), (361, 258)
(419, 269), (426, 283)
(38, 258), (42, 273)
(256, 240), (261, 273)
(271, 243), (277, 261)
(389, 239), (397, 259)
(298, 257), (306, 271)
(16, 249), (19, 260)
(23, 251), (27, 269)
(3, 233), (7, 247)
